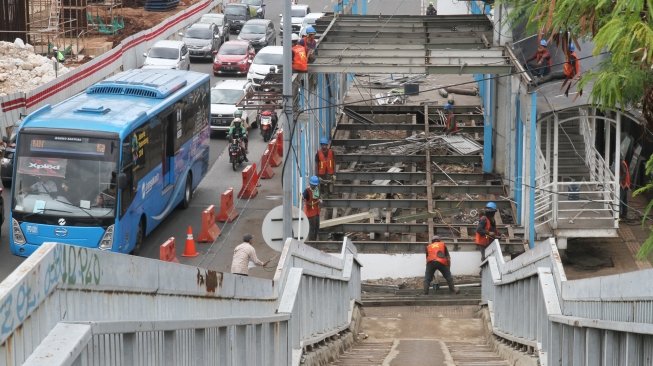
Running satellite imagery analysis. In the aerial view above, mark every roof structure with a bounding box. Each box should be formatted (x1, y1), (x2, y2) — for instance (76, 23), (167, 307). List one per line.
(310, 14), (513, 75)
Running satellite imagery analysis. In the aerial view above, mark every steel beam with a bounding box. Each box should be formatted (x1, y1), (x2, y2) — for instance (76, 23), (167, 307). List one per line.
(346, 105), (482, 114)
(333, 184), (427, 194)
(336, 171), (426, 182)
(322, 199), (428, 209)
(331, 223), (429, 233)
(433, 199), (511, 210)
(431, 184), (505, 195)
(331, 137), (483, 147)
(305, 241), (523, 253)
(314, 56), (508, 67)
(337, 123), (426, 131)
(337, 154), (482, 164)
(308, 63), (512, 74)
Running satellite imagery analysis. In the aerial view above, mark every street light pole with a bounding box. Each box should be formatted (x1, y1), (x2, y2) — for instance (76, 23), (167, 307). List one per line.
(282, 0), (293, 240)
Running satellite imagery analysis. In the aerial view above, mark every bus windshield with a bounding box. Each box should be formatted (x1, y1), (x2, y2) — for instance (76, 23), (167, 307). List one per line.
(12, 133), (119, 219)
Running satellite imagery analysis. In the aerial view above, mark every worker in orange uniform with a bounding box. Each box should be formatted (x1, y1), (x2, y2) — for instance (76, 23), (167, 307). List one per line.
(291, 33), (308, 73)
(315, 137), (335, 195)
(303, 176), (322, 241)
(620, 159), (631, 219)
(475, 202), (498, 260)
(424, 235), (459, 295)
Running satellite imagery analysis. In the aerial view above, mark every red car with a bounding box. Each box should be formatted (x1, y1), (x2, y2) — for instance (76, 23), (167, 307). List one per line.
(213, 40), (256, 76)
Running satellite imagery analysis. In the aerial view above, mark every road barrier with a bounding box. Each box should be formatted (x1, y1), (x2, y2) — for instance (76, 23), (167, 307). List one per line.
(238, 163), (259, 199)
(159, 237), (179, 263)
(260, 148), (275, 179)
(216, 188), (239, 222)
(275, 129), (283, 157)
(181, 226), (199, 257)
(268, 139), (282, 167)
(198, 205), (221, 242)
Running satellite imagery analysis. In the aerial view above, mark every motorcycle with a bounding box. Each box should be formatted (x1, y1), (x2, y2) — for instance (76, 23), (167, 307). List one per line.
(228, 136), (246, 171)
(259, 110), (276, 142)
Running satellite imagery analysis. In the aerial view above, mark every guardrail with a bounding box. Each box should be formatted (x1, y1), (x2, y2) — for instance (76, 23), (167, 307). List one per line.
(1, 237), (361, 366)
(481, 239), (653, 365)
(0, 0), (221, 135)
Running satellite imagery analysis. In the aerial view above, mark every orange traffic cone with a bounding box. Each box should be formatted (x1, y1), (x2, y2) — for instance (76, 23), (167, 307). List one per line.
(182, 226), (199, 257)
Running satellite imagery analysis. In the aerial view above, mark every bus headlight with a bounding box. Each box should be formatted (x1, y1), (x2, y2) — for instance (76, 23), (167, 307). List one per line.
(98, 225), (114, 250)
(12, 218), (26, 245)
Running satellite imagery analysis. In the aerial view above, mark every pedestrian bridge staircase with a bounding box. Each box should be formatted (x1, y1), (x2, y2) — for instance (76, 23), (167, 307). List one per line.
(2, 236), (653, 365)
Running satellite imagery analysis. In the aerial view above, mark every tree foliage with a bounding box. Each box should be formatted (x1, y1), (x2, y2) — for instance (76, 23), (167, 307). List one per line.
(501, 0), (653, 260)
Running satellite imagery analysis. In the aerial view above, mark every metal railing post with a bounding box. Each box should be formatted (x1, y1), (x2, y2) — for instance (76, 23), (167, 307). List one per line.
(552, 113), (559, 229)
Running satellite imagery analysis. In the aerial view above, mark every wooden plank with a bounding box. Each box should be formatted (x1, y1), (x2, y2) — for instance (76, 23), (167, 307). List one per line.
(320, 211), (375, 229)
(371, 166), (402, 185)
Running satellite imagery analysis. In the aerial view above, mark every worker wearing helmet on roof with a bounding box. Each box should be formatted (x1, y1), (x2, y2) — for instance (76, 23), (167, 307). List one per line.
(426, 2), (437, 15)
(475, 202), (499, 259)
(291, 33), (308, 73)
(303, 175), (322, 241)
(298, 26), (318, 63)
(315, 136), (335, 195)
(525, 38), (552, 78)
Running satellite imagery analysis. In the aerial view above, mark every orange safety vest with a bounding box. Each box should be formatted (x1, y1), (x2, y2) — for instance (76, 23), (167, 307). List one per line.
(317, 148), (335, 175)
(426, 241), (450, 266)
(475, 217), (491, 247)
(563, 51), (581, 79)
(304, 187), (320, 218)
(292, 44), (308, 72)
(620, 160), (631, 189)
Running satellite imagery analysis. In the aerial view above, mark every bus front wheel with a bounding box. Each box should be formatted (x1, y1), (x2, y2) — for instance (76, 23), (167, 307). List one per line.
(181, 175), (192, 209)
(131, 219), (144, 255)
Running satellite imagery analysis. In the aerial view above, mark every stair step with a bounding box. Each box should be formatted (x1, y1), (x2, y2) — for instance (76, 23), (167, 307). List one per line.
(447, 342), (510, 366)
(329, 341), (393, 365)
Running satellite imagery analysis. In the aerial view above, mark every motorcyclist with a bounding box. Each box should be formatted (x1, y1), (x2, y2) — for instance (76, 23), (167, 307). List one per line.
(230, 108), (249, 130)
(228, 118), (249, 162)
(426, 2), (437, 15)
(260, 100), (278, 130)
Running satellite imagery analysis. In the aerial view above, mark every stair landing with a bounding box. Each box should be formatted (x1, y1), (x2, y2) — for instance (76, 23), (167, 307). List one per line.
(329, 306), (509, 365)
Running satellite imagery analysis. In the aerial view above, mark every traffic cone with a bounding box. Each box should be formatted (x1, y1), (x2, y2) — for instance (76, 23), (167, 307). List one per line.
(182, 226), (199, 257)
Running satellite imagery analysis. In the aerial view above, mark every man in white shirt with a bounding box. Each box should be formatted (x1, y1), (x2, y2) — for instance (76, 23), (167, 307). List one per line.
(231, 234), (269, 276)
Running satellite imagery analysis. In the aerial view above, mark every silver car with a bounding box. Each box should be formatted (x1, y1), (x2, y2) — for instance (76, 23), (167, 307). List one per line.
(182, 23), (221, 60)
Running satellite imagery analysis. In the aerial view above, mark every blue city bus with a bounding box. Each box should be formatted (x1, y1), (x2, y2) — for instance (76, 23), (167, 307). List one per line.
(9, 69), (210, 257)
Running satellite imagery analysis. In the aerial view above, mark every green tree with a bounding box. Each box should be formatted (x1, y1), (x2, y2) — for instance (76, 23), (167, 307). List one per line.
(500, 0), (653, 259)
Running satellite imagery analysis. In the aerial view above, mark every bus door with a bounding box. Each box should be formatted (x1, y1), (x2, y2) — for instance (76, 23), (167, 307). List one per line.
(162, 112), (176, 189)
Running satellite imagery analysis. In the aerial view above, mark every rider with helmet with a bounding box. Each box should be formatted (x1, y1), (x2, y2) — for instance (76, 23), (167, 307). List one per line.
(426, 2), (437, 15)
(315, 136), (335, 195)
(291, 33), (308, 72)
(475, 202), (498, 259)
(302, 175), (322, 241)
(227, 118), (249, 162)
(298, 26), (318, 63)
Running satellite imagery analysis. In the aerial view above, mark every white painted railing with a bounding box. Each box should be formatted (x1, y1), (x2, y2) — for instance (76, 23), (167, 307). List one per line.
(482, 239), (653, 365)
(1, 238), (361, 366)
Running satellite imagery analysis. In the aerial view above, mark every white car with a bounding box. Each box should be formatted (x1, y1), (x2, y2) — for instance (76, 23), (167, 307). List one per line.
(142, 40), (190, 70)
(246, 46), (283, 88)
(299, 12), (324, 36)
(210, 79), (255, 133)
(279, 4), (311, 35)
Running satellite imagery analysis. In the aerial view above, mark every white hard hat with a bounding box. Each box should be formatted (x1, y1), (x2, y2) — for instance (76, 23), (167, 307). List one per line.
(53, 46), (58, 51)
(291, 33), (300, 42)
(233, 117), (242, 124)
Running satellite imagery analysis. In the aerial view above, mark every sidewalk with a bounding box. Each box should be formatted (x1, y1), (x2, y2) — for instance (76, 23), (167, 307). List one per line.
(177, 129), (283, 279)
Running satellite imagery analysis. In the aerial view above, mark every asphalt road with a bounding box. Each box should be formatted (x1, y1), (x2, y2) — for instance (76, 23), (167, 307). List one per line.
(0, 0), (421, 280)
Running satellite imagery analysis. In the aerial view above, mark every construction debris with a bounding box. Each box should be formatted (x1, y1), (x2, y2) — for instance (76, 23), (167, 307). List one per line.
(320, 211), (376, 229)
(381, 132), (482, 155)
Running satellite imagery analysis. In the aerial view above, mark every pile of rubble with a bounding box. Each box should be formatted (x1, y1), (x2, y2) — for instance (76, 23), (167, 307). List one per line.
(0, 40), (71, 97)
(363, 276), (480, 289)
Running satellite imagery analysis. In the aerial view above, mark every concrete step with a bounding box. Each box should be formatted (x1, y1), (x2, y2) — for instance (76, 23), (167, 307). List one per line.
(329, 341), (394, 365)
(447, 342), (510, 366)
